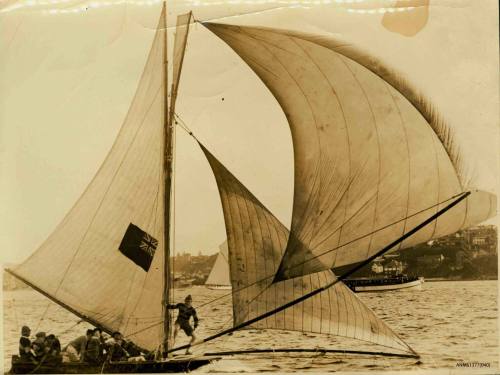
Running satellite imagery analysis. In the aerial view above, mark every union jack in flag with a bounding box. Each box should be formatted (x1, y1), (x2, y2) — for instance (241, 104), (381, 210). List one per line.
(139, 232), (158, 257)
(119, 223), (158, 272)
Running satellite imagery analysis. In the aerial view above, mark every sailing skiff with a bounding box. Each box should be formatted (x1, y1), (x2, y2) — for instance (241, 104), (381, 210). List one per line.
(6, 2), (496, 373)
(205, 242), (232, 290)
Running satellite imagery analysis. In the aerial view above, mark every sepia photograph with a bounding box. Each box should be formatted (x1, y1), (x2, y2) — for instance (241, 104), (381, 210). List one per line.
(1, 0), (498, 373)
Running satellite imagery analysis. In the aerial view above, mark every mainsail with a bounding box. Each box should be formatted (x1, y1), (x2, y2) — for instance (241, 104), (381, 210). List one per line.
(203, 23), (496, 282)
(8, 8), (168, 351)
(200, 144), (415, 355)
(205, 242), (231, 287)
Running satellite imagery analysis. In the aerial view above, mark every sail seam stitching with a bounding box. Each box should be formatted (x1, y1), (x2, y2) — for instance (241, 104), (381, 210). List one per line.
(338, 55), (382, 264)
(237, 31), (323, 277)
(278, 192), (465, 274)
(243, 195), (272, 325)
(256, 199), (278, 328)
(289, 31), (466, 188)
(429, 132), (441, 240)
(288, 38), (352, 271)
(52, 85), (163, 302)
(218, 174), (239, 324)
(124, 132), (165, 334)
(384, 82), (412, 251)
(13, 28), (165, 271)
(220, 162), (246, 325)
(232, 171), (259, 324)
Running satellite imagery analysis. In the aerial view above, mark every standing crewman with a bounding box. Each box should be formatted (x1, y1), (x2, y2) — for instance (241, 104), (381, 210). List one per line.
(166, 295), (199, 354)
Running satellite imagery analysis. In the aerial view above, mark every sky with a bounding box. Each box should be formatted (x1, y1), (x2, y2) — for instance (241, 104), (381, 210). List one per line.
(0, 0), (498, 264)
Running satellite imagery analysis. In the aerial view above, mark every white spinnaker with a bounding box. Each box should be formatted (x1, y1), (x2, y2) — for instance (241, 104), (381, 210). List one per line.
(204, 23), (496, 281)
(11, 8), (167, 351)
(201, 145), (415, 355)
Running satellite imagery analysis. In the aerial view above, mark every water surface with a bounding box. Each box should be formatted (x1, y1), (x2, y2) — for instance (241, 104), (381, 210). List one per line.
(3, 280), (498, 373)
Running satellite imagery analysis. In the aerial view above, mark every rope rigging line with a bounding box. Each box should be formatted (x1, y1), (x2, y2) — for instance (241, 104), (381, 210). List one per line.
(55, 319), (84, 337)
(5, 268), (119, 340)
(173, 113), (197, 140)
(171, 105), (178, 316)
(122, 114), (473, 345)
(160, 113), (472, 298)
(11, 298), (20, 332)
(25, 87), (165, 334)
(124, 187), (470, 342)
(202, 348), (421, 359)
(173, 114), (471, 276)
(173, 118), (472, 277)
(128, 114), (473, 352)
(186, 313), (235, 355)
(278, 191), (469, 275)
(35, 301), (51, 333)
(166, 191), (470, 355)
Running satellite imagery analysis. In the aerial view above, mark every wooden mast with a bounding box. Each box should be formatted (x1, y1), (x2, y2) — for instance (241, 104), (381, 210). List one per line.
(161, 0), (173, 357)
(161, 9), (192, 357)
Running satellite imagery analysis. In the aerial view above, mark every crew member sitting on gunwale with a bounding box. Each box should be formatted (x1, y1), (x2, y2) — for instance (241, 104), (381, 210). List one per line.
(32, 332), (47, 361)
(19, 326), (36, 363)
(44, 334), (62, 364)
(84, 329), (103, 364)
(63, 329), (93, 362)
(107, 332), (130, 362)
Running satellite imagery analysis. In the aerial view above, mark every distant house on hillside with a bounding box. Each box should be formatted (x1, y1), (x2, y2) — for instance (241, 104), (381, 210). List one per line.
(417, 254), (444, 268)
(432, 231), (465, 249)
(464, 226), (497, 253)
(432, 225), (497, 254)
(371, 262), (383, 274)
(383, 260), (404, 275)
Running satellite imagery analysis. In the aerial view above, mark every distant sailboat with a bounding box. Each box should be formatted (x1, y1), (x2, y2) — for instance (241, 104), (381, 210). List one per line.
(205, 242), (232, 290)
(5, 3), (496, 373)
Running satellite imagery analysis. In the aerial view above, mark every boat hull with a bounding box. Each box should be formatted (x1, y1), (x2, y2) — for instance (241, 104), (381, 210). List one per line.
(206, 285), (232, 290)
(9, 355), (220, 374)
(344, 276), (424, 293)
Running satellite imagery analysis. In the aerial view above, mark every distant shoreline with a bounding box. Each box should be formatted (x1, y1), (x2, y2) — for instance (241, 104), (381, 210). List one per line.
(425, 277), (498, 282)
(3, 277), (498, 292)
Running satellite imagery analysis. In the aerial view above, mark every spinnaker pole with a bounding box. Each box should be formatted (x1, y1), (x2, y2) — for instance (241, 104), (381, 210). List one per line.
(168, 191), (471, 356)
(203, 348), (420, 359)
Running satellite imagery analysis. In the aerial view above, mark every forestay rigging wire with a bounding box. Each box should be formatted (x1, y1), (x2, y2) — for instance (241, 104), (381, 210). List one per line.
(123, 114), (469, 342)
(171, 101), (178, 326)
(174, 112), (469, 274)
(10, 298), (20, 332)
(34, 302), (51, 333)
